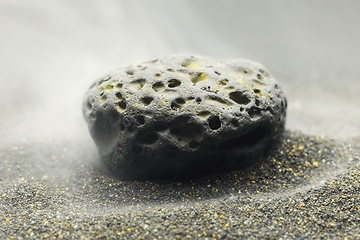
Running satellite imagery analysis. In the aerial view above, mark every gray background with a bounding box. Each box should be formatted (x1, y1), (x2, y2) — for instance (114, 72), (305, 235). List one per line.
(1, 0), (359, 144)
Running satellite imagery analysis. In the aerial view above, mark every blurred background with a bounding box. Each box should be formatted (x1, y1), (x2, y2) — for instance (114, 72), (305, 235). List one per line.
(1, 0), (359, 144)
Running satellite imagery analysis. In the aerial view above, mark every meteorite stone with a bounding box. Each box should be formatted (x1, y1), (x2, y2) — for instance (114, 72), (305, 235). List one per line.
(83, 54), (287, 179)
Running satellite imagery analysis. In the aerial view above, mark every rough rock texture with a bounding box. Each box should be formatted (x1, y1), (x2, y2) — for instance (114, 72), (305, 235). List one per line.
(83, 55), (287, 179)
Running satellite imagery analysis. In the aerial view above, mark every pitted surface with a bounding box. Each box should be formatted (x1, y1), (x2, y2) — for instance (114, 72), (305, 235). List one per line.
(83, 55), (287, 179)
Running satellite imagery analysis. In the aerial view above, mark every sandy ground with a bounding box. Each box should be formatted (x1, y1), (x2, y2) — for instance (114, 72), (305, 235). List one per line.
(1, 1), (360, 239)
(0, 132), (360, 239)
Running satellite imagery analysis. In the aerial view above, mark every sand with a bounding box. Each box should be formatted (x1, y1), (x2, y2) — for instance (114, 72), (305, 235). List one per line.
(1, 130), (359, 239)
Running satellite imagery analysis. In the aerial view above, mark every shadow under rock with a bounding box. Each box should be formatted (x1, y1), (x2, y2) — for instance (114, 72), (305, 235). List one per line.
(83, 130), (353, 206)
(0, 130), (354, 210)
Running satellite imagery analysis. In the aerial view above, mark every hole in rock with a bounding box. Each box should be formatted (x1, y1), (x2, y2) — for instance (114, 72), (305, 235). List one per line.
(86, 101), (92, 110)
(252, 80), (266, 88)
(105, 84), (114, 91)
(171, 97), (186, 110)
(181, 58), (191, 67)
(230, 119), (239, 128)
(116, 83), (123, 89)
(98, 76), (111, 85)
(136, 130), (158, 145)
(248, 107), (262, 119)
(218, 79), (228, 86)
(130, 78), (146, 90)
(171, 101), (181, 110)
(120, 123), (125, 131)
(281, 100), (285, 108)
(254, 89), (261, 94)
(168, 79), (181, 88)
(152, 82), (165, 92)
(229, 91), (251, 105)
(177, 69), (188, 74)
(174, 115), (191, 123)
(197, 111), (211, 119)
(218, 126), (270, 151)
(257, 74), (263, 80)
(208, 116), (221, 130)
(225, 86), (235, 91)
(117, 101), (126, 111)
(191, 72), (208, 84)
(205, 95), (231, 105)
(126, 70), (134, 75)
(137, 115), (145, 125)
(196, 97), (202, 104)
(259, 69), (270, 77)
(153, 122), (168, 131)
(170, 123), (202, 142)
(141, 96), (154, 106)
(266, 107), (275, 115)
(175, 97), (186, 104)
(189, 140), (200, 149)
(100, 94), (107, 103)
(115, 92), (122, 100)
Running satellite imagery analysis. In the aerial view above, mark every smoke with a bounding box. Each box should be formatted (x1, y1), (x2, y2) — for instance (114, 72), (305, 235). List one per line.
(1, 0), (360, 144)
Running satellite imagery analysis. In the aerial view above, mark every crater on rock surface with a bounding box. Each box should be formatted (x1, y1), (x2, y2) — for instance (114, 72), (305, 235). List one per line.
(83, 54), (287, 180)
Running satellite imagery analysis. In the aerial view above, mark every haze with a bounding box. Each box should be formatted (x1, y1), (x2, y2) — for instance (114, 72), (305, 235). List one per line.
(1, 0), (360, 145)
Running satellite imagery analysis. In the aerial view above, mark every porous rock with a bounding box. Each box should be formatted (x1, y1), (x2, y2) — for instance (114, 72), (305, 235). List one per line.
(83, 55), (287, 179)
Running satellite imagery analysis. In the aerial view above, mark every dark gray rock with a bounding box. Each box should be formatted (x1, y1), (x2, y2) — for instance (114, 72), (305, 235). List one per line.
(83, 55), (287, 179)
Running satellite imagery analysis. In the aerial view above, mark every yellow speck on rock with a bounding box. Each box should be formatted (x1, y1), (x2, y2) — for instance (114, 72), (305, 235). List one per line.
(183, 59), (203, 70)
(191, 72), (208, 84)
(160, 98), (167, 105)
(98, 83), (105, 92)
(105, 84), (114, 91)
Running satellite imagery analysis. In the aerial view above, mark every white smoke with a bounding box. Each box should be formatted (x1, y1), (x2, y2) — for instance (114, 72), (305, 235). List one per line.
(1, 0), (359, 143)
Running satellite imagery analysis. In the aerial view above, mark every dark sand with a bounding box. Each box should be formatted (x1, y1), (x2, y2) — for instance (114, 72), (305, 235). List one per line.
(2, 1), (360, 239)
(1, 130), (360, 239)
